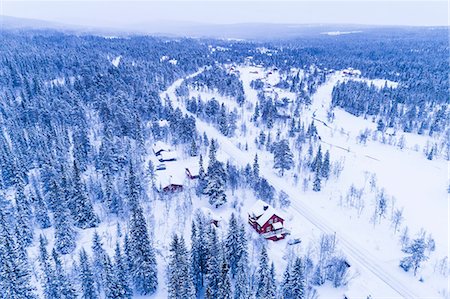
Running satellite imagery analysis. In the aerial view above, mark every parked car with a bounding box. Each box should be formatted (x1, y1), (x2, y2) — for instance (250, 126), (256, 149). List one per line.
(287, 238), (301, 245)
(156, 163), (166, 171)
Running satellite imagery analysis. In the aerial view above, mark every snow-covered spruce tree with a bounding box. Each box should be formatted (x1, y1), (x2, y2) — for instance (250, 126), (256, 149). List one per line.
(205, 159), (227, 208)
(310, 145), (322, 172)
(52, 248), (77, 299)
(253, 154), (260, 184)
(273, 139), (294, 176)
(103, 254), (124, 299)
(38, 234), (59, 299)
(91, 231), (108, 294)
(14, 181), (33, 247)
(219, 103), (229, 136)
(78, 248), (99, 299)
(268, 263), (277, 299)
(282, 263), (292, 299)
(290, 257), (306, 299)
(217, 258), (232, 299)
(189, 138), (199, 157)
(234, 249), (250, 299)
(167, 234), (195, 299)
(0, 211), (37, 299)
(190, 221), (202, 295)
(226, 213), (241, 279)
(128, 202), (158, 295)
(113, 241), (133, 299)
(321, 150), (330, 179)
(205, 226), (221, 298)
(53, 186), (77, 255)
(197, 155), (207, 195)
(70, 160), (99, 229)
(33, 193), (51, 229)
(312, 165), (321, 192)
(256, 246), (272, 299)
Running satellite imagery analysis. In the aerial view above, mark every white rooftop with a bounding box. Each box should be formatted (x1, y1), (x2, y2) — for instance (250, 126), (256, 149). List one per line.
(159, 151), (178, 161)
(249, 199), (282, 227)
(153, 141), (170, 154)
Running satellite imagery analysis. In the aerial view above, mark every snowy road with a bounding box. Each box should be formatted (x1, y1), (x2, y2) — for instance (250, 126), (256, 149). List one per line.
(161, 71), (430, 299)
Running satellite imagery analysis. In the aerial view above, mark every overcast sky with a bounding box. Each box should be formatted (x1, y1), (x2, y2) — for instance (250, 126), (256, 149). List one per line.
(1, 1), (448, 27)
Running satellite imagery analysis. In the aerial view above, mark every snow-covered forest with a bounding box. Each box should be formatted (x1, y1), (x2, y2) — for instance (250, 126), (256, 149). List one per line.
(0, 26), (448, 299)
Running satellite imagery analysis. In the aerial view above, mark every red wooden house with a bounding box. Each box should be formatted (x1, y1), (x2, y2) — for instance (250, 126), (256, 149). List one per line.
(248, 200), (289, 241)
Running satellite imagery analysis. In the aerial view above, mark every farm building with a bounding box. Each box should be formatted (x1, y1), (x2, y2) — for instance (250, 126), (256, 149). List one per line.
(155, 169), (185, 193)
(152, 141), (170, 156)
(248, 200), (289, 241)
(185, 164), (200, 179)
(158, 151), (178, 162)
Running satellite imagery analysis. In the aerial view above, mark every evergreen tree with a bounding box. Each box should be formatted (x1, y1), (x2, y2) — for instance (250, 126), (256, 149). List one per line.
(70, 160), (99, 229)
(205, 160), (227, 208)
(14, 183), (33, 247)
(253, 154), (260, 184)
(197, 155), (207, 195)
(273, 139), (294, 176)
(0, 211), (37, 299)
(234, 250), (250, 299)
(219, 103), (229, 136)
(205, 227), (221, 299)
(256, 246), (271, 299)
(33, 194), (51, 229)
(225, 213), (241, 279)
(282, 263), (292, 299)
(321, 150), (330, 179)
(128, 203), (158, 295)
(91, 231), (107, 293)
(310, 145), (322, 172)
(268, 263), (277, 299)
(147, 160), (156, 189)
(312, 166), (321, 192)
(113, 242), (133, 299)
(217, 259), (232, 299)
(189, 139), (198, 157)
(208, 139), (217, 164)
(190, 221), (203, 296)
(53, 189), (77, 255)
(288, 118), (296, 137)
(38, 235), (59, 299)
(52, 249), (77, 299)
(103, 255), (123, 299)
(167, 234), (195, 299)
(290, 258), (306, 299)
(79, 248), (98, 299)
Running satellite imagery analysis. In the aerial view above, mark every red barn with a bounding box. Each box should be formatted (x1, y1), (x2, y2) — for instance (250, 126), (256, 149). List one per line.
(248, 200), (289, 241)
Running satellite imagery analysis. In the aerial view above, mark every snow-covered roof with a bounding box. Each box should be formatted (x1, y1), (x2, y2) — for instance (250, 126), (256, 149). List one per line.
(158, 120), (169, 127)
(249, 200), (282, 227)
(186, 163), (200, 177)
(159, 151), (178, 161)
(153, 141), (170, 155)
(155, 168), (185, 188)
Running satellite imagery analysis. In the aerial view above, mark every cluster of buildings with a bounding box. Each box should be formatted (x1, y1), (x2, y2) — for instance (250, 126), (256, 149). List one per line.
(152, 141), (199, 192)
(152, 142), (289, 242)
